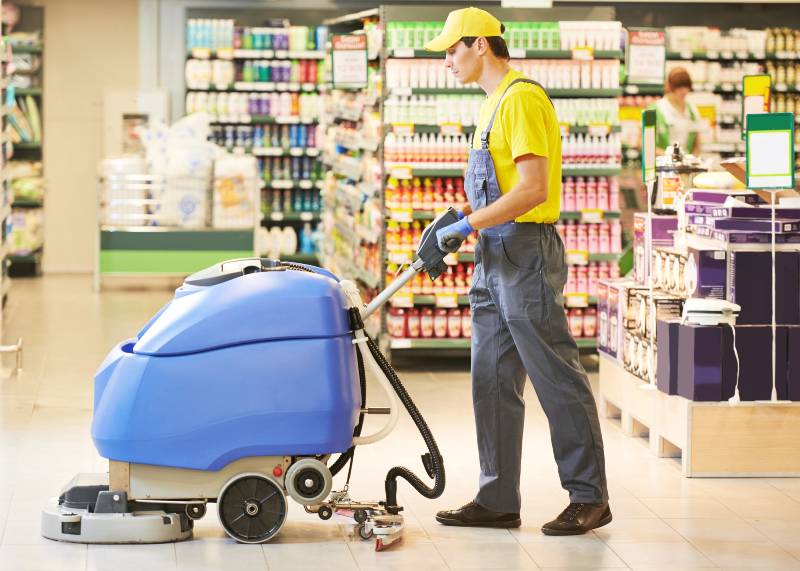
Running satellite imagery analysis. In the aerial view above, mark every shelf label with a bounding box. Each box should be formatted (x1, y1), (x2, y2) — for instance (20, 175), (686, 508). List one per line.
(392, 123), (414, 135)
(775, 83), (788, 92)
(254, 147), (284, 156)
(776, 51), (797, 59)
(571, 46), (594, 61)
(566, 250), (589, 265)
(298, 180), (313, 189)
(680, 50), (693, 59)
(232, 146), (246, 155)
(188, 81), (210, 90)
(287, 83), (301, 91)
(276, 116), (300, 124)
(392, 338), (412, 349)
(216, 47), (234, 60)
(390, 208), (413, 222)
(440, 123), (462, 135)
(274, 50), (289, 59)
(435, 293), (458, 308)
(305, 148), (320, 156)
(389, 166), (413, 180)
(444, 253), (458, 266)
(508, 48), (526, 59)
(302, 83), (316, 91)
(721, 83), (734, 92)
(272, 180), (294, 189)
(300, 212), (314, 221)
(393, 49), (415, 58)
(331, 34), (368, 90)
(625, 85), (640, 94)
(565, 293), (589, 308)
(588, 123), (611, 136)
(270, 212), (284, 221)
(627, 28), (666, 86)
(388, 250), (412, 264)
(706, 50), (719, 59)
(580, 209), (603, 223)
(239, 115), (252, 124)
(289, 148), (304, 156)
(721, 51), (734, 59)
(559, 123), (570, 135)
(300, 116), (315, 124)
(753, 51), (766, 60)
(191, 47), (211, 59)
(391, 292), (415, 308)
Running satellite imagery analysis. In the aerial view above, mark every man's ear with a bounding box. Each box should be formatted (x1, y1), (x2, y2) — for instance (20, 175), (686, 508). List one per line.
(476, 37), (488, 55)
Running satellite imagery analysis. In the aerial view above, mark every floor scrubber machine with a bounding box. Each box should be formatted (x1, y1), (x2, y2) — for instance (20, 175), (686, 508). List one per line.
(41, 210), (460, 549)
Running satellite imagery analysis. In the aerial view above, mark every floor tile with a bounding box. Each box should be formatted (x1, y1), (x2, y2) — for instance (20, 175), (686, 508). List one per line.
(0, 542), (87, 571)
(175, 538), (267, 570)
(522, 536), (628, 568)
(262, 542), (358, 570)
(716, 497), (800, 520)
(606, 498), (659, 519)
(747, 519), (800, 542)
(692, 540), (800, 569)
(87, 544), (177, 570)
(433, 539), (538, 569)
(609, 541), (715, 568)
(347, 539), (449, 570)
(693, 479), (787, 499)
(665, 519), (768, 543)
(594, 518), (685, 543)
(640, 497), (737, 519)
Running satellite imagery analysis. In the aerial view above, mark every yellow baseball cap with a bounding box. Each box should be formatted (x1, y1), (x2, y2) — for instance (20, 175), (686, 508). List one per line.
(423, 7), (503, 52)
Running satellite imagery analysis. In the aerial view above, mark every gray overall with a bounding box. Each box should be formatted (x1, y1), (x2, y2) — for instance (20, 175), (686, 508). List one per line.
(467, 79), (608, 512)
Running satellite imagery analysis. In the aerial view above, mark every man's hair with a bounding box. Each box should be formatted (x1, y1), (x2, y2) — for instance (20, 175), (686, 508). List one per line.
(461, 24), (510, 61)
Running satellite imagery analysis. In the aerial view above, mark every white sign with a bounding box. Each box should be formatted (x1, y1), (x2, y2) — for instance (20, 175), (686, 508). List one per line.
(627, 29), (666, 85)
(332, 35), (368, 89)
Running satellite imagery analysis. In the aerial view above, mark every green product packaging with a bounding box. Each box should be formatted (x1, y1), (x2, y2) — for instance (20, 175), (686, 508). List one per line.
(530, 22), (540, 49)
(404, 23), (414, 50)
(510, 23), (521, 49)
(386, 22), (396, 49)
(426, 22), (437, 44)
(551, 22), (560, 50)
(415, 22), (425, 49)
(396, 23), (407, 49)
(520, 23), (531, 50)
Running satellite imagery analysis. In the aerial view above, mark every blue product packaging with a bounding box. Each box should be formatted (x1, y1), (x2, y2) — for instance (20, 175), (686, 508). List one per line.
(289, 124), (299, 148)
(293, 191), (302, 212)
(303, 191), (312, 212)
(316, 26), (329, 51)
(291, 157), (301, 180)
(298, 125), (307, 149)
(253, 125), (263, 148)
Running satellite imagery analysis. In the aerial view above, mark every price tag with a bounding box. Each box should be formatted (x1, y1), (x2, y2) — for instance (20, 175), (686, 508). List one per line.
(439, 123), (462, 135)
(625, 85), (640, 94)
(588, 123), (611, 136)
(776, 83), (788, 92)
(391, 338), (412, 349)
(508, 48), (526, 59)
(254, 147), (284, 156)
(216, 114), (230, 123)
(275, 82), (289, 91)
(289, 148), (303, 156)
(566, 250), (589, 265)
(390, 208), (413, 222)
(216, 47), (234, 60)
(255, 83), (271, 92)
(191, 47), (211, 59)
(213, 83), (231, 91)
(680, 50), (693, 59)
(393, 49), (415, 58)
(300, 116), (315, 124)
(239, 115), (252, 124)
(435, 293), (458, 308)
(721, 51), (734, 59)
(720, 83), (734, 92)
(753, 51), (766, 60)
(302, 83), (316, 91)
(274, 50), (289, 59)
(390, 166), (413, 180)
(392, 124), (414, 135)
(391, 292), (415, 307)
(571, 47), (594, 61)
(706, 50), (719, 59)
(300, 212), (314, 221)
(276, 116), (300, 124)
(392, 87), (412, 97)
(736, 51), (749, 60)
(388, 250), (412, 264)
(232, 146), (246, 155)
(444, 253), (458, 266)
(188, 81), (210, 90)
(272, 180), (294, 189)
(580, 209), (603, 223)
(299, 180), (313, 189)
(565, 293), (589, 308)
(777, 51), (797, 59)
(559, 123), (570, 135)
(288, 83), (301, 92)
(704, 82), (715, 92)
(270, 212), (284, 221)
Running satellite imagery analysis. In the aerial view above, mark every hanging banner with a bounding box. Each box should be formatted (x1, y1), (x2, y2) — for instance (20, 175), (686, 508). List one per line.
(746, 113), (795, 190)
(331, 34), (368, 90)
(642, 109), (657, 185)
(627, 28), (667, 86)
(741, 75), (772, 140)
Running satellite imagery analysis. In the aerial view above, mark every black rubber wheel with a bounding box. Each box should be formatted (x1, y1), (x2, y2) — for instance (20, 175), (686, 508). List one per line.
(186, 503), (206, 520)
(218, 475), (287, 543)
(353, 509), (367, 523)
(318, 506), (333, 520)
(358, 524), (374, 539)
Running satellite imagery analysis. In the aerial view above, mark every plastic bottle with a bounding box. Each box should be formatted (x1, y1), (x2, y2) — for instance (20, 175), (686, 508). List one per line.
(281, 226), (298, 255)
(421, 307), (434, 337)
(434, 308), (449, 338)
(300, 223), (313, 253)
(268, 226), (283, 255)
(563, 177), (576, 212)
(461, 306), (472, 338)
(388, 308), (406, 338)
(609, 177), (620, 211)
(565, 221), (577, 251)
(443, 266), (455, 294)
(611, 221), (622, 254)
(566, 266), (577, 294)
(588, 262), (598, 296)
(583, 307), (597, 338)
(576, 224), (588, 252)
(597, 177), (609, 211)
(455, 263), (467, 295)
(599, 223), (610, 254)
(569, 308), (584, 338)
(447, 308), (462, 338)
(575, 177), (587, 210)
(407, 307), (421, 338)
(587, 224), (599, 254)
(577, 265), (588, 294)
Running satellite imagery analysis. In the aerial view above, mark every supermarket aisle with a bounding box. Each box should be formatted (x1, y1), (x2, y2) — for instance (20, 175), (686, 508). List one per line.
(2, 275), (800, 570)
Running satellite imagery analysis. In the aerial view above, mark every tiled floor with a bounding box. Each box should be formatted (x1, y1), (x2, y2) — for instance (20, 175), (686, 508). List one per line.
(1, 274), (799, 570)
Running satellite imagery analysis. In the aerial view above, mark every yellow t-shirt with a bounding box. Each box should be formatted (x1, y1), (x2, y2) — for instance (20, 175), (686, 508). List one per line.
(473, 69), (562, 223)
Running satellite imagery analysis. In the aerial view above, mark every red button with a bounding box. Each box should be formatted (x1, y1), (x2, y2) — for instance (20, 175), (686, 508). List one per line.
(273, 466), (283, 477)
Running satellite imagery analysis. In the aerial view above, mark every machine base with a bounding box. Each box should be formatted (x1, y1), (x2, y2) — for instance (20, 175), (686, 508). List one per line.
(42, 497), (193, 544)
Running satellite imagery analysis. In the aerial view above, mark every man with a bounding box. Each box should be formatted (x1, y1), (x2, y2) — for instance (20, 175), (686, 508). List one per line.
(426, 8), (611, 536)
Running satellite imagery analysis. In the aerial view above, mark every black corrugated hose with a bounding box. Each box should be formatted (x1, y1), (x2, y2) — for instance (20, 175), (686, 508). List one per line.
(364, 334), (445, 514)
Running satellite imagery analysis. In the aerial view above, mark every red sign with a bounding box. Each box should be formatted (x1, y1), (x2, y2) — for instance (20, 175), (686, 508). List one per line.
(629, 30), (666, 46)
(332, 35), (367, 51)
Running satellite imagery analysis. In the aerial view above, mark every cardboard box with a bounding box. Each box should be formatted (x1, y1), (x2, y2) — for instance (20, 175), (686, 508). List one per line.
(677, 323), (724, 401)
(685, 202), (800, 219)
(634, 213), (679, 286)
(723, 326), (789, 401)
(656, 319), (681, 395)
(599, 279), (628, 362)
(622, 284), (650, 330)
(721, 157), (800, 205)
(714, 219), (800, 233)
(788, 326), (800, 401)
(706, 230), (800, 245)
(686, 246), (727, 300)
(729, 250), (800, 326)
(632, 292), (683, 339)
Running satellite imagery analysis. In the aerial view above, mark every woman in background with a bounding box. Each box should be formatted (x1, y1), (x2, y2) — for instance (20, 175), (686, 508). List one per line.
(649, 67), (703, 155)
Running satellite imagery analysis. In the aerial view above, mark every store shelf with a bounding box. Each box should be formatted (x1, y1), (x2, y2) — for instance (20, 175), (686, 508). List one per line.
(228, 147), (320, 157)
(281, 253), (319, 263)
(187, 82), (323, 93)
(11, 199), (43, 208)
(575, 338), (598, 349)
(389, 49), (624, 60)
(562, 167), (622, 176)
(261, 180), (324, 190)
(263, 211), (320, 222)
(187, 49), (326, 60)
(623, 85), (665, 95)
(10, 45), (42, 54)
(393, 124), (478, 134)
(565, 125), (622, 134)
(393, 87), (624, 97)
(390, 337), (471, 349)
(560, 211), (621, 220)
(15, 88), (41, 96)
(385, 164), (466, 177)
(412, 295), (470, 305)
(8, 251), (41, 263)
(666, 50), (767, 61)
(210, 115), (319, 125)
(12, 142), (41, 150)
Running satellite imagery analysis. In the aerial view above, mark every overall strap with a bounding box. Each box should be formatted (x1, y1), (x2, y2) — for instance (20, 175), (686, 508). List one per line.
(480, 78), (555, 150)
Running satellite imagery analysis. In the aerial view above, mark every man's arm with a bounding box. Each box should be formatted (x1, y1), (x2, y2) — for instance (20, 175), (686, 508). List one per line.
(466, 154), (549, 231)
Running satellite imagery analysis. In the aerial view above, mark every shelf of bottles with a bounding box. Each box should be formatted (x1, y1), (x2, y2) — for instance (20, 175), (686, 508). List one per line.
(185, 18), (333, 262)
(0, 38), (11, 297)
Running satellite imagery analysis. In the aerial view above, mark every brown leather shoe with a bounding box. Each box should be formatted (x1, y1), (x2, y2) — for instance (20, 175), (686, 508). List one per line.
(436, 501), (521, 528)
(541, 502), (612, 536)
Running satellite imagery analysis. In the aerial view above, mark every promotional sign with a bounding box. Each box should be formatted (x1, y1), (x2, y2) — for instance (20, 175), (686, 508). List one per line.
(746, 113), (795, 190)
(331, 34), (368, 90)
(742, 75), (772, 140)
(627, 28), (667, 85)
(642, 109), (657, 185)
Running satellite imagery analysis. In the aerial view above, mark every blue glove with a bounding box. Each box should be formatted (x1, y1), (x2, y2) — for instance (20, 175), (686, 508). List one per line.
(456, 210), (466, 220)
(436, 217), (474, 254)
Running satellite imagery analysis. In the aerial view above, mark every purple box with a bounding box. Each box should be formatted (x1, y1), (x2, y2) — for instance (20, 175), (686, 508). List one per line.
(657, 319), (680, 395)
(686, 246), (726, 299)
(677, 323), (723, 401)
(788, 326), (800, 401)
(710, 231), (800, 245)
(723, 326), (788, 401)
(685, 202), (800, 220)
(598, 279), (627, 362)
(729, 250), (800, 325)
(634, 213), (679, 286)
(714, 219), (800, 233)
(689, 190), (768, 205)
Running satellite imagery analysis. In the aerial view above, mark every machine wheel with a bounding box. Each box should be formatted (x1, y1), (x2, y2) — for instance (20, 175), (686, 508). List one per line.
(285, 458), (332, 506)
(358, 524), (374, 540)
(218, 473), (287, 544)
(186, 503), (206, 520)
(353, 509), (367, 523)
(318, 506), (333, 520)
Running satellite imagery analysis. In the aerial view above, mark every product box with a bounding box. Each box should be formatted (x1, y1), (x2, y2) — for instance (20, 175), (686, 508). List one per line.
(729, 250), (800, 326)
(677, 323), (725, 401)
(714, 219), (800, 233)
(723, 326), (789, 401)
(721, 157), (800, 205)
(689, 189), (766, 205)
(633, 213), (679, 286)
(632, 292), (683, 340)
(656, 319), (681, 395)
(707, 230), (800, 245)
(653, 248), (689, 298)
(623, 330), (655, 384)
(787, 326), (800, 401)
(685, 246), (726, 300)
(685, 202), (800, 220)
(622, 284), (651, 330)
(599, 279), (628, 362)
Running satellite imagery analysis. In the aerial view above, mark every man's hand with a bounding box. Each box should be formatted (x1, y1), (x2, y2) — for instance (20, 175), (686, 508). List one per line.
(436, 217), (474, 253)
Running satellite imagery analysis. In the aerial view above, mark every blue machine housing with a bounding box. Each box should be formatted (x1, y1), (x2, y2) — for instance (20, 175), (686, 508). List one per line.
(91, 266), (361, 471)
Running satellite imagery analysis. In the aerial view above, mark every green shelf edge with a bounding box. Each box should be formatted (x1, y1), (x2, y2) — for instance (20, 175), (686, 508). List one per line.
(11, 45), (42, 53)
(281, 253), (319, 263)
(411, 295), (470, 305)
(262, 212), (321, 222)
(15, 88), (42, 96)
(559, 211), (621, 220)
(391, 49), (623, 60)
(12, 142), (41, 149)
(575, 338), (598, 349)
(390, 338), (472, 349)
(12, 199), (43, 207)
(562, 168), (622, 176)
(8, 252), (41, 263)
(404, 88), (623, 97)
